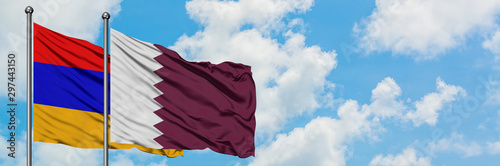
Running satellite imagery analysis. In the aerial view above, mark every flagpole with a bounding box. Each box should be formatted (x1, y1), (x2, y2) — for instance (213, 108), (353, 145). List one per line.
(25, 6), (33, 166)
(102, 12), (110, 166)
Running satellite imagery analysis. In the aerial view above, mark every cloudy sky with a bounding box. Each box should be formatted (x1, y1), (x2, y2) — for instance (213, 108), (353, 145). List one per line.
(1, 0), (500, 165)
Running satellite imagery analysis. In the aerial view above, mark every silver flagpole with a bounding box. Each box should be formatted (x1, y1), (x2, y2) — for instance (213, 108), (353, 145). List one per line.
(25, 6), (33, 166)
(102, 12), (110, 166)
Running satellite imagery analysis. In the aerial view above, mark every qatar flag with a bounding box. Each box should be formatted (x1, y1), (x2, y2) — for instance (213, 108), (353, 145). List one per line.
(110, 29), (256, 158)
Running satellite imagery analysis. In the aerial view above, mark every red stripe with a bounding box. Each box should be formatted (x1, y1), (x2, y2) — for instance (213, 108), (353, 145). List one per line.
(34, 23), (109, 72)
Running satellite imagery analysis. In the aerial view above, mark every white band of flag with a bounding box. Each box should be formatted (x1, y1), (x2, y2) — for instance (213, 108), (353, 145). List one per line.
(110, 29), (164, 149)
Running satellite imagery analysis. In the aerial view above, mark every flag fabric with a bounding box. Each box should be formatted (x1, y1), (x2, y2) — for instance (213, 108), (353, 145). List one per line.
(33, 23), (183, 157)
(110, 29), (256, 158)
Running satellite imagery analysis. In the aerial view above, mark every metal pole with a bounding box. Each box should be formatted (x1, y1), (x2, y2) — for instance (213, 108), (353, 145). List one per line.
(102, 12), (110, 166)
(25, 6), (33, 166)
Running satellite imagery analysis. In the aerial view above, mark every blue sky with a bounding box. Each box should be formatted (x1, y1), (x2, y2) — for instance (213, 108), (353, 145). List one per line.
(1, 0), (500, 165)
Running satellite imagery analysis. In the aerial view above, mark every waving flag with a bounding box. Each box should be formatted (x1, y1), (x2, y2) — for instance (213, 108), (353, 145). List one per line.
(33, 23), (183, 157)
(110, 29), (256, 158)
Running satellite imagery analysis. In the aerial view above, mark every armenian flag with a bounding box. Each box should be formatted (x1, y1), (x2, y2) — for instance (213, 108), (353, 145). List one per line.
(33, 23), (183, 157)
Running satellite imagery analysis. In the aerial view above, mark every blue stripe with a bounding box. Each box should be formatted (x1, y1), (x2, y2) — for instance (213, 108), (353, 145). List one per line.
(34, 62), (109, 114)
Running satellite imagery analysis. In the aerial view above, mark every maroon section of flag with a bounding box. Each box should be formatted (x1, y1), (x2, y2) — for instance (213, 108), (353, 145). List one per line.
(152, 44), (256, 158)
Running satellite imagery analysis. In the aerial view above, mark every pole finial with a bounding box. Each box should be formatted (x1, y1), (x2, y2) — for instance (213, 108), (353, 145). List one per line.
(102, 12), (110, 19)
(25, 6), (34, 14)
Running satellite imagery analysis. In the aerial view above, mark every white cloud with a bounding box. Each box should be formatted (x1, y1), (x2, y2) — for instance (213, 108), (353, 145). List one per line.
(249, 100), (371, 166)
(184, 0), (313, 33)
(249, 77), (466, 165)
(110, 153), (135, 166)
(405, 77), (466, 126)
(484, 30), (500, 58)
(172, 0), (337, 137)
(369, 148), (431, 166)
(249, 77), (403, 166)
(109, 148), (170, 166)
(355, 0), (500, 60)
(1, 0), (121, 43)
(427, 132), (482, 157)
(371, 133), (487, 165)
(0, 0), (122, 99)
(486, 141), (500, 155)
(33, 142), (101, 166)
(365, 77), (405, 119)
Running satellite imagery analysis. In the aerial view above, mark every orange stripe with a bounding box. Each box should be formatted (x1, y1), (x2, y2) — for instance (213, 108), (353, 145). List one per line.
(33, 103), (183, 157)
